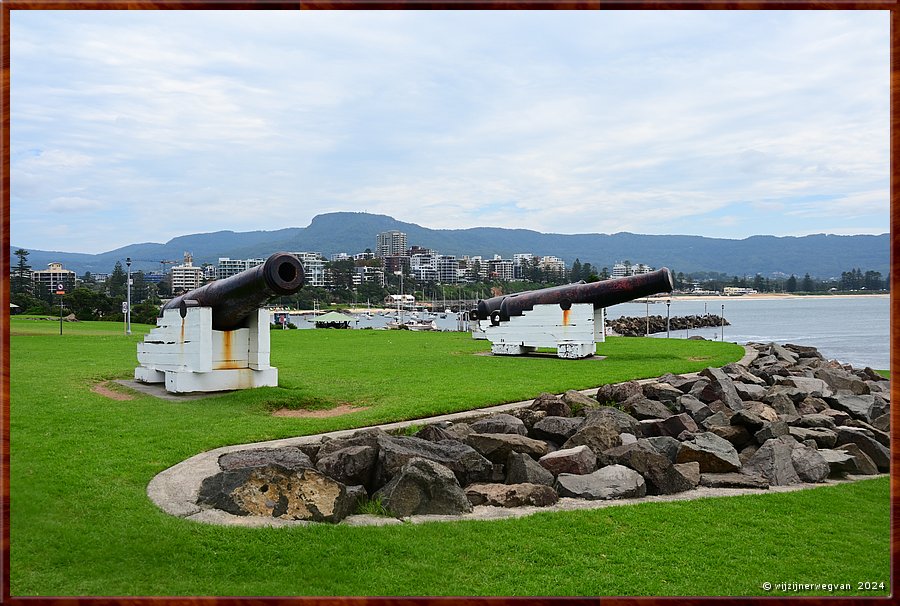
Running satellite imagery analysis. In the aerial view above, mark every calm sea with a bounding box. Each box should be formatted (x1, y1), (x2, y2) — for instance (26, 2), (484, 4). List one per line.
(284, 295), (890, 370)
(609, 296), (890, 370)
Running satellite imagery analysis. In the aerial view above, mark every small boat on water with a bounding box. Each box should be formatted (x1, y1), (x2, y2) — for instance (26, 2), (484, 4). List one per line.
(386, 319), (438, 331)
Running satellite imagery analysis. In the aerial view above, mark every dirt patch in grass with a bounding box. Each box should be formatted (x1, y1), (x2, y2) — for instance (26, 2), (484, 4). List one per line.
(92, 381), (135, 401)
(688, 356), (712, 362)
(272, 404), (370, 418)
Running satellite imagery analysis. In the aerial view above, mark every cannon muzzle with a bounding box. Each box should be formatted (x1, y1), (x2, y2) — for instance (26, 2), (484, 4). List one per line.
(474, 267), (674, 323)
(162, 252), (305, 331)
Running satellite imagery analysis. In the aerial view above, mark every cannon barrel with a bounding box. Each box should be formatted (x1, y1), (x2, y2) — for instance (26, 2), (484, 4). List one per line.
(474, 267), (674, 322)
(162, 252), (305, 331)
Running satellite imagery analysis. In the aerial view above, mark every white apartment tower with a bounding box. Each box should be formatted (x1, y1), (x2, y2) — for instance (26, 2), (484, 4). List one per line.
(376, 230), (408, 258)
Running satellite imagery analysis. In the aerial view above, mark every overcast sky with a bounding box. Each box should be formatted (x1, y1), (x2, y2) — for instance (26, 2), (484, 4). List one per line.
(11, 10), (889, 254)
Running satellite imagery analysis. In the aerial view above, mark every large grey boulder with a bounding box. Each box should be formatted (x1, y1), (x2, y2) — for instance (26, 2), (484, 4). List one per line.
(562, 416), (622, 454)
(754, 420), (790, 445)
(698, 367), (744, 411)
(465, 483), (558, 508)
(790, 445), (830, 483)
(835, 443), (879, 475)
(640, 436), (681, 463)
(787, 426), (837, 449)
(871, 413), (890, 433)
(506, 452), (555, 486)
(776, 376), (833, 399)
(623, 395), (674, 421)
(699, 472), (769, 489)
(743, 401), (780, 423)
(198, 464), (359, 523)
(511, 408), (548, 432)
(795, 414), (837, 430)
(658, 373), (700, 392)
(742, 439), (800, 486)
(318, 428), (389, 460)
(531, 416), (584, 444)
(826, 394), (876, 423)
(538, 445), (597, 476)
(734, 383), (767, 402)
(834, 428), (889, 471)
(815, 367), (871, 395)
(218, 447), (313, 472)
(374, 458), (472, 517)
(555, 465), (646, 500)
(470, 413), (527, 436)
(675, 394), (713, 424)
(600, 443), (694, 495)
(414, 425), (458, 442)
(708, 425), (753, 449)
(316, 445), (378, 493)
(375, 435), (493, 486)
(464, 433), (550, 463)
(816, 449), (859, 476)
(675, 432), (741, 473)
(730, 410), (766, 432)
(659, 413), (699, 437)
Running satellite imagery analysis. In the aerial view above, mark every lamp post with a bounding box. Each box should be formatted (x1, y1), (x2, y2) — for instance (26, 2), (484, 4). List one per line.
(645, 299), (650, 337)
(125, 257), (132, 335)
(721, 304), (725, 341)
(666, 298), (671, 338)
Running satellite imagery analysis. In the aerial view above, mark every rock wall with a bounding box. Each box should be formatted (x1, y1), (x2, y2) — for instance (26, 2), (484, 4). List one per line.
(608, 314), (729, 337)
(195, 342), (889, 524)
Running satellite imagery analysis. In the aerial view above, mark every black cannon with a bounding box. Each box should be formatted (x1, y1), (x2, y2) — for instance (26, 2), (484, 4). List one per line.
(162, 252), (305, 331)
(473, 267), (674, 324)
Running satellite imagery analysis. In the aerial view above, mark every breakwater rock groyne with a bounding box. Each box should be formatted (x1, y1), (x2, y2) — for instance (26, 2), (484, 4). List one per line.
(608, 314), (729, 337)
(154, 341), (889, 526)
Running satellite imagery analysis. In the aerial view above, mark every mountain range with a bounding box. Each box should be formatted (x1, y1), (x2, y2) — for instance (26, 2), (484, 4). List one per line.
(10, 212), (889, 279)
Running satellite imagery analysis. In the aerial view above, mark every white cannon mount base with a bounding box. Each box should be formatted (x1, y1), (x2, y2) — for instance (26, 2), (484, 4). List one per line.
(477, 303), (606, 359)
(135, 307), (277, 393)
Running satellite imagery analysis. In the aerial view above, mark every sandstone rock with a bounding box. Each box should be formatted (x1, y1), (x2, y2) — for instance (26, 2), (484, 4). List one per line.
(620, 433), (638, 444)
(510, 408), (547, 431)
(826, 394), (876, 423)
(374, 458), (472, 517)
(470, 414), (527, 436)
(596, 381), (643, 404)
(723, 363), (768, 386)
(699, 472), (769, 489)
(739, 444), (759, 465)
(218, 447), (312, 472)
(767, 393), (799, 419)
(787, 426), (837, 449)
(642, 382), (684, 403)
(675, 432), (741, 472)
(688, 379), (712, 400)
(443, 422), (474, 441)
(743, 401), (780, 423)
(698, 367), (744, 411)
(701, 411), (732, 429)
(555, 465), (646, 500)
(835, 443), (879, 475)
(796, 396), (829, 416)
(673, 462), (701, 487)
(198, 464), (358, 523)
(765, 385), (807, 404)
(790, 445), (830, 482)
(659, 373), (700, 392)
(316, 445), (378, 492)
(562, 389), (601, 415)
(375, 435), (492, 486)
(770, 343), (799, 364)
(754, 420), (790, 445)
(659, 413), (699, 437)
(465, 482), (558, 508)
(538, 445), (597, 476)
(623, 395), (674, 420)
(601, 442), (693, 495)
(505, 452), (555, 486)
(465, 433), (550, 463)
(871, 413), (890, 433)
(834, 428), (889, 471)
(530, 393), (572, 418)
(562, 417), (621, 454)
(531, 416), (583, 443)
(742, 439), (800, 486)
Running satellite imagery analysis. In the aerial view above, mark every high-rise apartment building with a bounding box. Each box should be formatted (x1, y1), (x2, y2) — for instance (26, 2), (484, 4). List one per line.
(376, 230), (408, 258)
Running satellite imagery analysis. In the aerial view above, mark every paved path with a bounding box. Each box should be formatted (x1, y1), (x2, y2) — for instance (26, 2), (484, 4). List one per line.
(149, 344), (835, 528)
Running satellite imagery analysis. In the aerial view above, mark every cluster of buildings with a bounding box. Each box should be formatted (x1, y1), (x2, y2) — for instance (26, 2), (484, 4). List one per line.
(24, 229), (658, 297)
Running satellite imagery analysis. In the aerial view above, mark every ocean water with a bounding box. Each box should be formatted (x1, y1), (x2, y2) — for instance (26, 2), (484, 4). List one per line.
(608, 296), (891, 370)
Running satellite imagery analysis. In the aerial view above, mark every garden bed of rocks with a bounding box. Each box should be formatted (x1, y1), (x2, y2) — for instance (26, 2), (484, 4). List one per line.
(185, 342), (890, 525)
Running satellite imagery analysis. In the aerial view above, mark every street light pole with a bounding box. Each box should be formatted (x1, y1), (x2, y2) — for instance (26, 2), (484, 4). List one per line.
(126, 257), (132, 335)
(721, 304), (725, 341)
(645, 299), (649, 337)
(666, 299), (671, 338)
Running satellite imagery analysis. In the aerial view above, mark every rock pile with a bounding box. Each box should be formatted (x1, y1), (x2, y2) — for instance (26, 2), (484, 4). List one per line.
(196, 342), (889, 523)
(608, 314), (728, 337)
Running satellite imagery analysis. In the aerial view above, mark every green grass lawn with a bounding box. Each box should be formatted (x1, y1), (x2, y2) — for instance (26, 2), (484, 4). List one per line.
(8, 317), (890, 596)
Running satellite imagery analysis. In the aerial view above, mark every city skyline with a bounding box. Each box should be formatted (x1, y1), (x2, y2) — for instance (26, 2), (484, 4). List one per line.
(11, 10), (889, 254)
